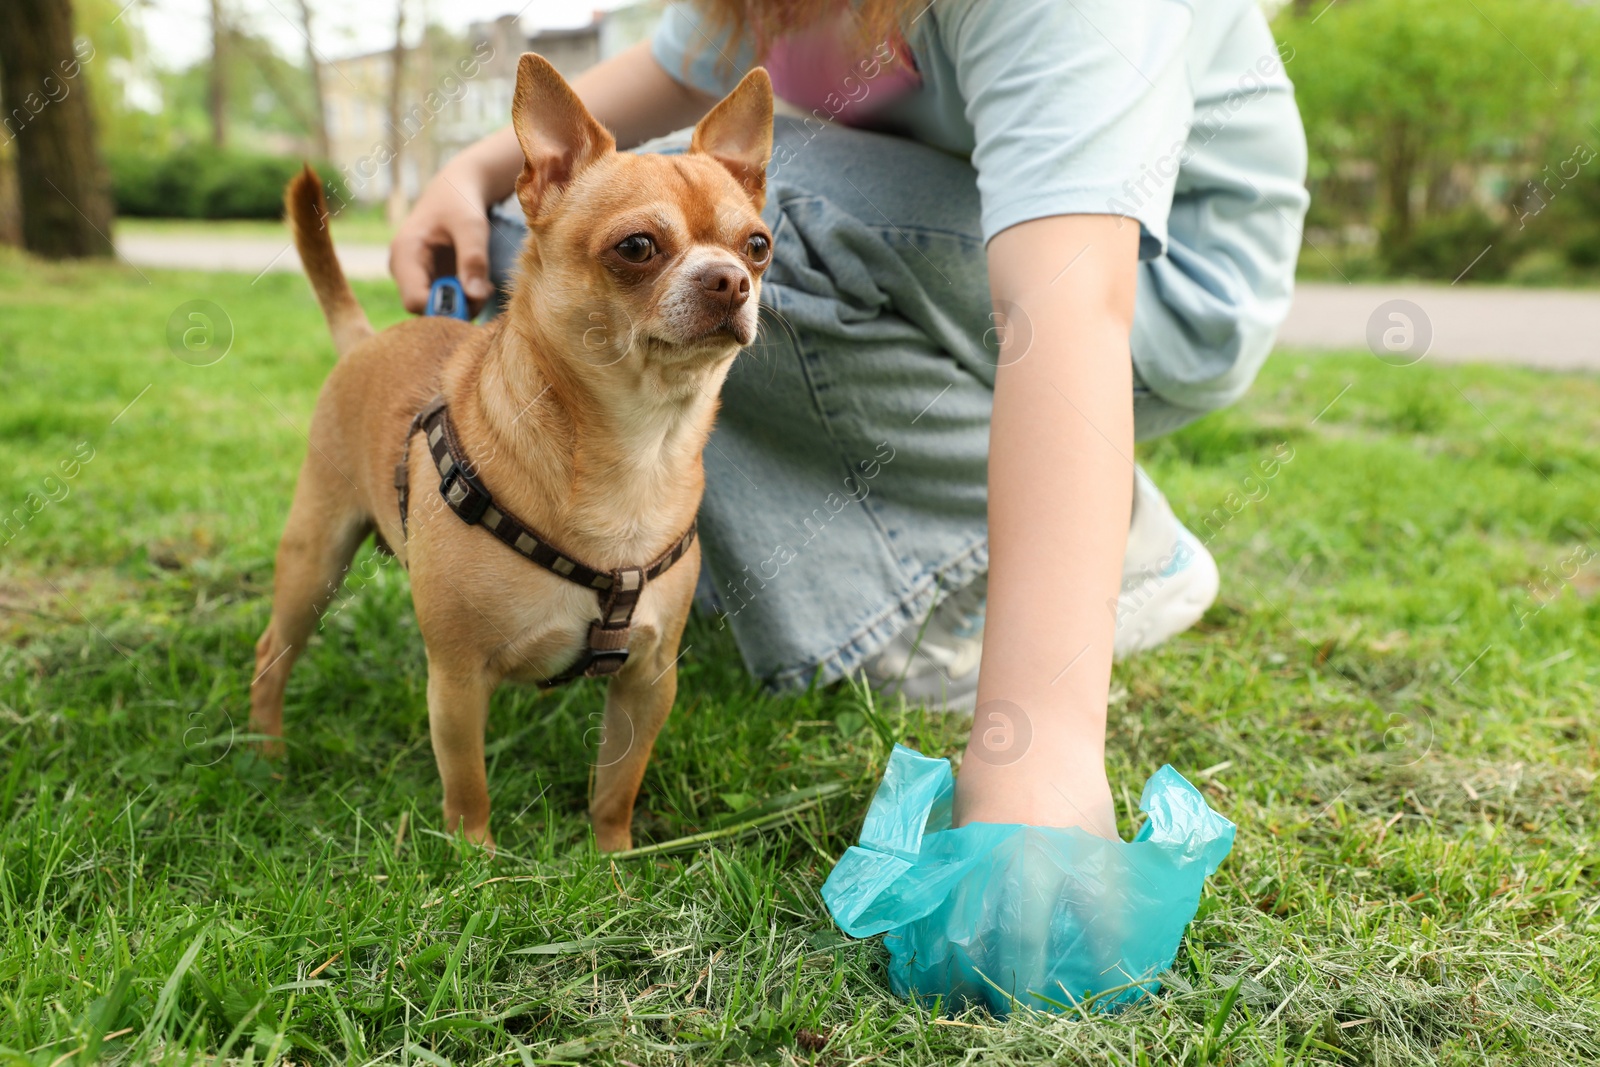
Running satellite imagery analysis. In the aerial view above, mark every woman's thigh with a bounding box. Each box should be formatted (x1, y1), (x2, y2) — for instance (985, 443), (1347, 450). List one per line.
(698, 118), (999, 685)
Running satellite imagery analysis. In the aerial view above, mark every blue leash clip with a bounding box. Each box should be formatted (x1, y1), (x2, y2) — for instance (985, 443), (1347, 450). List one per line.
(426, 276), (470, 320)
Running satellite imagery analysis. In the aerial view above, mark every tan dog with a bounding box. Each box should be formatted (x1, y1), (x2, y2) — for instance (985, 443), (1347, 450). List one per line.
(250, 54), (774, 852)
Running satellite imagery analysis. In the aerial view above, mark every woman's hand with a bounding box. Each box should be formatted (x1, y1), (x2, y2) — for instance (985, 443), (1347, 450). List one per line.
(956, 725), (1119, 838)
(953, 214), (1142, 839)
(389, 158), (502, 315)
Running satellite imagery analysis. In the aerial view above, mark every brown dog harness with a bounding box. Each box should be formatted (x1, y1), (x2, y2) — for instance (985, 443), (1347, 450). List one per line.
(395, 394), (697, 687)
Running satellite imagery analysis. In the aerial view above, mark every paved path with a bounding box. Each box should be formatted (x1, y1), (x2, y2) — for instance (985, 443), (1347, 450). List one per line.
(1280, 282), (1600, 372)
(117, 237), (1600, 371)
(117, 234), (391, 282)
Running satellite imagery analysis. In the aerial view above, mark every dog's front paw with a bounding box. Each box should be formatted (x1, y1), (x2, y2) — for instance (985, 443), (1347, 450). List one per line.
(593, 824), (633, 853)
(468, 826), (496, 855)
(440, 806), (496, 855)
(245, 717), (286, 760)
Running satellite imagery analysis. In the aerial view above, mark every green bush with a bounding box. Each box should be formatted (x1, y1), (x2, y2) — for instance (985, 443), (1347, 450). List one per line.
(1531, 162), (1600, 270)
(109, 147), (343, 219)
(1281, 0), (1600, 281)
(1374, 157), (1600, 283)
(106, 151), (193, 217)
(1564, 230), (1600, 269)
(1379, 209), (1519, 281)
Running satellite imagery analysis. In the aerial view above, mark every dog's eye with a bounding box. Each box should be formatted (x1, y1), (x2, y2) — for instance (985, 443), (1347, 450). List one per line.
(746, 234), (771, 264)
(615, 234), (656, 263)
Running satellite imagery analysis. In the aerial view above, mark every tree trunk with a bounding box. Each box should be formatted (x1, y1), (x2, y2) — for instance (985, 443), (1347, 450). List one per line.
(1381, 121), (1415, 243)
(294, 0), (331, 160)
(0, 140), (22, 246)
(384, 0), (408, 226)
(0, 0), (115, 258)
(209, 0), (228, 147)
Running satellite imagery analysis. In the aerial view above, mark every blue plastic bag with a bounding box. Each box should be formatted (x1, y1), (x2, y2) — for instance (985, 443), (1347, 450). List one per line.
(821, 745), (1236, 1016)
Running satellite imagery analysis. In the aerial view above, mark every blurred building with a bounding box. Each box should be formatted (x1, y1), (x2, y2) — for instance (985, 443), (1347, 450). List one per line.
(323, 3), (661, 205)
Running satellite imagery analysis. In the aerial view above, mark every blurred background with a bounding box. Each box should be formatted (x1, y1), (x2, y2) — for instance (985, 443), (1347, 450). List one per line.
(4, 0), (1600, 285)
(1, 0), (661, 261)
(6, 0), (1600, 366)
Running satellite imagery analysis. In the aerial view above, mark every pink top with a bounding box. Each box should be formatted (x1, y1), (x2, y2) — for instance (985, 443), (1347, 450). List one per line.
(762, 7), (923, 128)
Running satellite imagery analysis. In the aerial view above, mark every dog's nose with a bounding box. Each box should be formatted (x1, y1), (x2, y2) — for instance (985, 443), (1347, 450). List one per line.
(699, 264), (750, 307)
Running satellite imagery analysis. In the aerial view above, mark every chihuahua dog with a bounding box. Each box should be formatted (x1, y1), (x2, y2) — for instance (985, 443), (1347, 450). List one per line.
(250, 55), (774, 852)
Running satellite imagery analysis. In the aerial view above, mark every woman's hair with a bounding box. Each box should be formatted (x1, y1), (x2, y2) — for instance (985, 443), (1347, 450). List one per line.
(687, 0), (927, 66)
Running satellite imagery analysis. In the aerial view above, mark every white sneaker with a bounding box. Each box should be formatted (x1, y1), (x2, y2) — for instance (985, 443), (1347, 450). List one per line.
(1112, 467), (1220, 660)
(864, 573), (987, 714)
(863, 468), (1218, 710)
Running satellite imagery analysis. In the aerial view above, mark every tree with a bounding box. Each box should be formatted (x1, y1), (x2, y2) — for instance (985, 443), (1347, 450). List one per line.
(74, 0), (152, 158)
(384, 0), (408, 225)
(0, 142), (19, 245)
(1284, 0), (1600, 243)
(236, 31), (324, 152)
(208, 0), (227, 146)
(293, 0), (331, 160)
(0, 0), (115, 258)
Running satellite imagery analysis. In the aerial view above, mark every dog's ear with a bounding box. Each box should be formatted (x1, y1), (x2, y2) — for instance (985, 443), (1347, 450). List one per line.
(512, 53), (617, 220)
(690, 67), (774, 211)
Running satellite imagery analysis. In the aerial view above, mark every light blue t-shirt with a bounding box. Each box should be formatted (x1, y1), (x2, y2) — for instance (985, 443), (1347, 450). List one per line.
(653, 0), (1303, 260)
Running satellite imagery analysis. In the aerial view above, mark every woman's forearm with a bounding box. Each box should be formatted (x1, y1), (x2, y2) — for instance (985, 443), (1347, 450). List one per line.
(445, 41), (719, 205)
(954, 214), (1140, 834)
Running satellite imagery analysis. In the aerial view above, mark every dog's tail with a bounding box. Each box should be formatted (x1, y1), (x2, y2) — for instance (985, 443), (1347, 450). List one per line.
(286, 165), (373, 357)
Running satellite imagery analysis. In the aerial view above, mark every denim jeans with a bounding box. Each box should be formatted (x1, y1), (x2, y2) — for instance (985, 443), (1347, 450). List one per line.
(488, 112), (1299, 690)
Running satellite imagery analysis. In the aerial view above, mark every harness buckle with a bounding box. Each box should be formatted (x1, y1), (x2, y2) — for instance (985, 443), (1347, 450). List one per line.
(440, 465), (491, 524)
(583, 648), (631, 678)
(584, 620), (631, 678)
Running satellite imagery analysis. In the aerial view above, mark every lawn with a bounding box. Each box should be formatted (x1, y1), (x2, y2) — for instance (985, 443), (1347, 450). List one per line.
(1, 246), (1597, 1066)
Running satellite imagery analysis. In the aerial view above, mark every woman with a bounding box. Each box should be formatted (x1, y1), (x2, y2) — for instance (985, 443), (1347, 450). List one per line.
(389, 0), (1308, 836)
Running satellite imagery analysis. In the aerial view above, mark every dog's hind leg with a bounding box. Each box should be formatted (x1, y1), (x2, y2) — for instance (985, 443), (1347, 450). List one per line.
(250, 453), (370, 757)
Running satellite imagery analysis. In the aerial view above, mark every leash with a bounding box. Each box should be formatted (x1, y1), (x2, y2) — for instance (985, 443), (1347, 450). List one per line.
(426, 276), (470, 320)
(394, 395), (697, 687)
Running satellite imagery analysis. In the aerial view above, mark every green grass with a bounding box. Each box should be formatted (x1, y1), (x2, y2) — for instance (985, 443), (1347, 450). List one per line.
(1, 247), (1597, 1065)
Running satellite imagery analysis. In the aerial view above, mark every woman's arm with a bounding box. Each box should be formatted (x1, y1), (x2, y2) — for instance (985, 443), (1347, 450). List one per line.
(389, 41), (718, 313)
(952, 213), (1140, 838)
